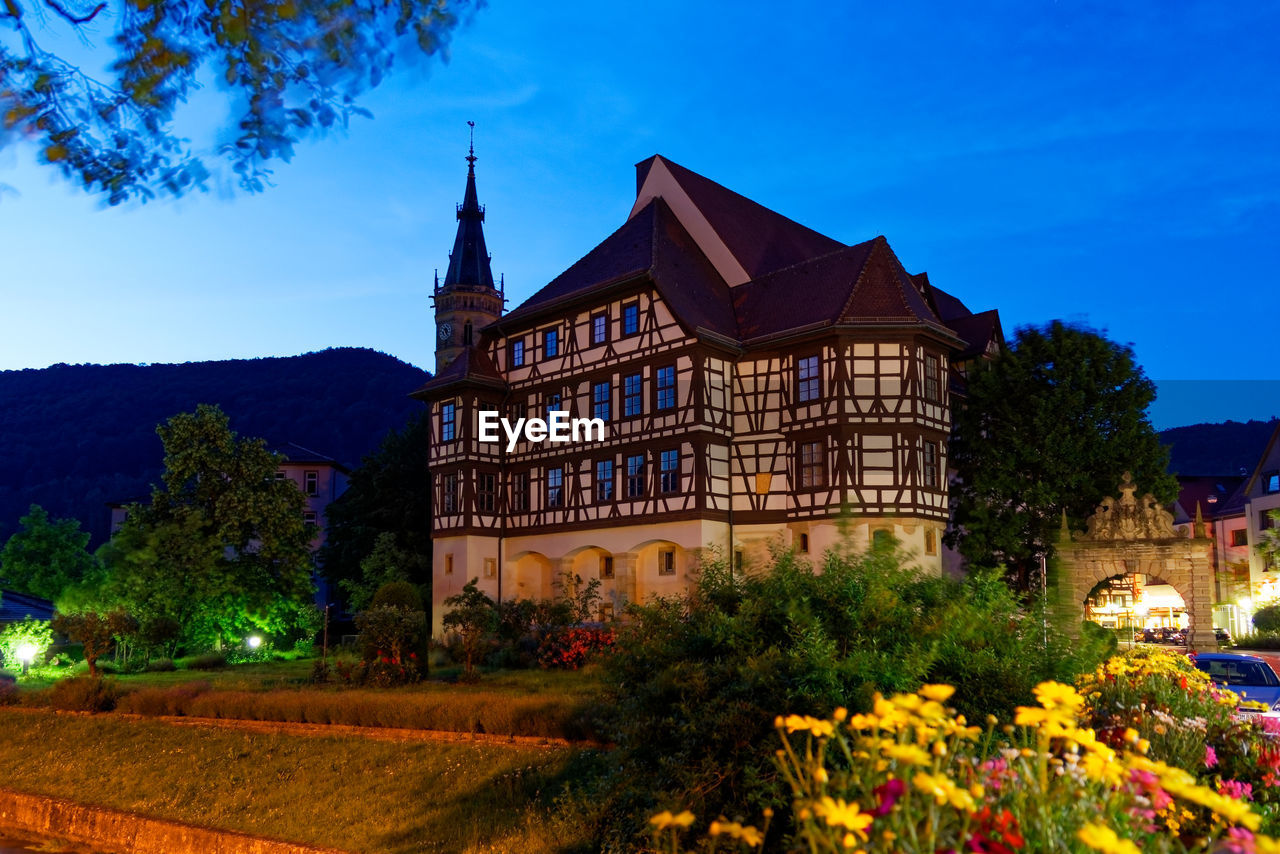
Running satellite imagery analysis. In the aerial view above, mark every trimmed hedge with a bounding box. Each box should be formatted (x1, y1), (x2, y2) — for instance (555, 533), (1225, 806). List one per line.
(114, 682), (597, 740)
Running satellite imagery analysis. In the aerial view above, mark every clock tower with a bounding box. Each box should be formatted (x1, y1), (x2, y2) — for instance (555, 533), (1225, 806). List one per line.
(432, 132), (503, 372)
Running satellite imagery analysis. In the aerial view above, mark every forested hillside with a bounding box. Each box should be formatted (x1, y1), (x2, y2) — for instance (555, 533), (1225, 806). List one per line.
(1159, 418), (1278, 476)
(0, 348), (430, 546)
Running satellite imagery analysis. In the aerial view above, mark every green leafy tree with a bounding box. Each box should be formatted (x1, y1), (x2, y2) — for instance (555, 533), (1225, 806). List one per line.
(1253, 603), (1280, 634)
(0, 0), (475, 203)
(948, 321), (1177, 582)
(1259, 509), (1280, 573)
(321, 411), (431, 608)
(106, 404), (316, 649)
(0, 504), (99, 601)
(441, 578), (495, 677)
(52, 610), (137, 678)
(339, 531), (414, 613)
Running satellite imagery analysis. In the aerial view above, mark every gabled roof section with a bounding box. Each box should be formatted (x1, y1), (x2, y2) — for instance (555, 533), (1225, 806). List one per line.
(499, 198), (738, 338)
(630, 155), (843, 286)
(1174, 475), (1246, 522)
(839, 236), (945, 325)
(1244, 420), (1280, 500)
(411, 346), (505, 399)
(946, 309), (1004, 361)
(268, 442), (350, 471)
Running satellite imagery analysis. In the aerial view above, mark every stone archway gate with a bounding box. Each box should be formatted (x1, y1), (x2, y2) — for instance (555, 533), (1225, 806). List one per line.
(1056, 472), (1217, 651)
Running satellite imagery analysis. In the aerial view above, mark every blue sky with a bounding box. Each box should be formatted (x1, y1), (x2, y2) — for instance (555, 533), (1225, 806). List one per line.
(1, 0), (1277, 429)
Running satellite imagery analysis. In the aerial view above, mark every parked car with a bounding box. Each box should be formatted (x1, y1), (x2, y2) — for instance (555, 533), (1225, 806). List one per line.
(1214, 627), (1233, 646)
(1192, 652), (1280, 713)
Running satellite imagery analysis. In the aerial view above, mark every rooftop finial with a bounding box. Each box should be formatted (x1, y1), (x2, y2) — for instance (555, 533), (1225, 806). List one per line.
(466, 120), (476, 168)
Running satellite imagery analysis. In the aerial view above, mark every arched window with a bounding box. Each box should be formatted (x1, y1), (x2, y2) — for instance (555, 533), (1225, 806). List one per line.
(463, 321), (474, 346)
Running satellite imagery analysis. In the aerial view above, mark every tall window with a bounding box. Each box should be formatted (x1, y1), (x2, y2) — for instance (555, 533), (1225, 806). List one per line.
(924, 355), (941, 403)
(797, 355), (820, 403)
(659, 449), (680, 493)
(463, 321), (473, 346)
(595, 459), (614, 502)
(922, 441), (939, 488)
(543, 328), (559, 358)
(477, 472), (497, 512)
(623, 373), (643, 417)
(443, 472), (458, 513)
(545, 392), (562, 420)
(799, 441), (824, 489)
(622, 302), (639, 336)
(546, 467), (564, 508)
(511, 339), (525, 367)
(510, 472), (529, 512)
(593, 381), (611, 421)
(304, 470), (319, 496)
(592, 313), (608, 345)
(1267, 472), (1280, 494)
(656, 365), (676, 410)
(626, 453), (646, 498)
(441, 402), (455, 442)
(600, 555), (614, 578)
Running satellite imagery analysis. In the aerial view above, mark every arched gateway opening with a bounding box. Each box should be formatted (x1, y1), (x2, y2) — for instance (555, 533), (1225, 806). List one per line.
(1057, 472), (1217, 650)
(1083, 573), (1188, 636)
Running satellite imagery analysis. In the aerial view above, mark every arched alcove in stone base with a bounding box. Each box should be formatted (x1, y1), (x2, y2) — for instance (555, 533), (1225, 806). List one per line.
(1053, 473), (1217, 651)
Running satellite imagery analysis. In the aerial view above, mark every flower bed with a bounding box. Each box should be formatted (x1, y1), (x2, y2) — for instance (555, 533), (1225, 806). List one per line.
(652, 647), (1280, 852)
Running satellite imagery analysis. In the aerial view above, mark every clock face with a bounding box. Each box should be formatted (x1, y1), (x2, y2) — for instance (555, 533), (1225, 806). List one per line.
(438, 322), (453, 343)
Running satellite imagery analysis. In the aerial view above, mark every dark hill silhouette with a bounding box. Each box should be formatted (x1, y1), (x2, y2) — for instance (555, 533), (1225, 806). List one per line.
(0, 348), (430, 546)
(1159, 418), (1279, 477)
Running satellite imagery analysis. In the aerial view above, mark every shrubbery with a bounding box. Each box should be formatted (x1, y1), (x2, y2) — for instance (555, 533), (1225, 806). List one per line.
(595, 546), (1111, 848)
(46, 676), (119, 712)
(1252, 605), (1280, 634)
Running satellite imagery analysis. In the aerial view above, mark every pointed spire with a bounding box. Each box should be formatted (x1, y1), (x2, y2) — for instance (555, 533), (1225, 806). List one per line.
(443, 122), (495, 291)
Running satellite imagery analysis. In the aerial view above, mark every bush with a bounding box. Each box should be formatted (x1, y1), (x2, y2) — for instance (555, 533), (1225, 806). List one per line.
(370, 581), (424, 612)
(598, 547), (1108, 848)
(538, 627), (615, 670)
(116, 681), (211, 716)
(1232, 631), (1280, 650)
(184, 652), (228, 671)
(144, 657), (176, 672)
(1252, 605), (1280, 634)
(354, 606), (425, 684)
(47, 676), (119, 712)
(0, 677), (17, 706)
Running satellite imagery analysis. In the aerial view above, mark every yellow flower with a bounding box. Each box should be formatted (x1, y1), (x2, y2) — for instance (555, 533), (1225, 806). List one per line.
(1076, 822), (1141, 854)
(649, 810), (695, 830)
(814, 797), (874, 838)
(912, 772), (976, 812)
(1034, 681), (1083, 711)
(783, 714), (835, 737)
(919, 684), (956, 702)
(709, 820), (763, 847)
(881, 742), (932, 766)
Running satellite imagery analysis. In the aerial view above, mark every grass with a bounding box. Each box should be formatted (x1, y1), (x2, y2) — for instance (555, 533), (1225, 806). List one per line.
(0, 708), (601, 853)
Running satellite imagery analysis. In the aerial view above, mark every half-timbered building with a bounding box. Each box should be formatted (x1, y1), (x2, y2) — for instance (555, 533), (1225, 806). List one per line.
(415, 153), (1003, 632)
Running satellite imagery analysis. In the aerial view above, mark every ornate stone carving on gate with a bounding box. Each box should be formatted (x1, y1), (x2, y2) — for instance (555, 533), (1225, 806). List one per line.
(1081, 472), (1179, 541)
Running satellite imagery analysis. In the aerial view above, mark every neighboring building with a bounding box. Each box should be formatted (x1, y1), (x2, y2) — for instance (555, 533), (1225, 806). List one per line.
(0, 590), (54, 627)
(415, 152), (1003, 633)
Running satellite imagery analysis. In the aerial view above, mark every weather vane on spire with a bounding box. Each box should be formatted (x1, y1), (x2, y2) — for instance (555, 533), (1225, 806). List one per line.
(466, 121), (476, 167)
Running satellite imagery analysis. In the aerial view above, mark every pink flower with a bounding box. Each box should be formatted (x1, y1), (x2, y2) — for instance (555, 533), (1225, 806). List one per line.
(1219, 779), (1253, 801)
(1206, 745), (1219, 768)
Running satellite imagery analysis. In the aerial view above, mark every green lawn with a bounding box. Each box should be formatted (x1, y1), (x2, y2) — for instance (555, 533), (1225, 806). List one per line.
(0, 708), (599, 853)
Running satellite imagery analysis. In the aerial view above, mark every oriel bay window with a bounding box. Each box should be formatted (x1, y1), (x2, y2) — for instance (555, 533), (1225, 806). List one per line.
(922, 441), (939, 488)
(659, 449), (680, 493)
(592, 381), (611, 421)
(924, 354), (941, 403)
(626, 453), (646, 498)
(799, 441), (824, 489)
(442, 472), (459, 513)
(477, 472), (497, 512)
(656, 365), (676, 410)
(510, 472), (529, 512)
(441, 402), (456, 442)
(546, 467), (564, 508)
(797, 355), (821, 403)
(595, 459), (615, 502)
(623, 373), (643, 417)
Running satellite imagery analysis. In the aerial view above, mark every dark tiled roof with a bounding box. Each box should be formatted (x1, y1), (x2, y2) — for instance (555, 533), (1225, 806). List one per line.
(268, 442), (348, 470)
(412, 346), (505, 398)
(500, 204), (656, 327)
(652, 156), (845, 279)
(919, 277), (974, 322)
(946, 310), (1003, 361)
(0, 590), (54, 624)
(1174, 475), (1246, 522)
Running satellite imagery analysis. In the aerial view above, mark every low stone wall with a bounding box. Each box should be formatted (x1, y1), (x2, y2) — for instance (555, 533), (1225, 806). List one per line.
(0, 789), (350, 854)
